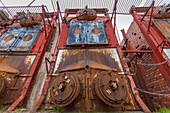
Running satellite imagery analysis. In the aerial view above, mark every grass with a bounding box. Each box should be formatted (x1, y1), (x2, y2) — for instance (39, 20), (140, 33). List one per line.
(41, 106), (46, 111)
(0, 106), (8, 111)
(155, 106), (170, 113)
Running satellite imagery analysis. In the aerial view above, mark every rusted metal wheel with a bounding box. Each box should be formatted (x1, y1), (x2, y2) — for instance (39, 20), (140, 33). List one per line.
(50, 72), (80, 107)
(93, 71), (127, 107)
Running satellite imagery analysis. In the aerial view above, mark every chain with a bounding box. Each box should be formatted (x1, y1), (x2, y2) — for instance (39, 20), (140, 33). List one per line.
(130, 61), (167, 66)
(135, 88), (170, 96)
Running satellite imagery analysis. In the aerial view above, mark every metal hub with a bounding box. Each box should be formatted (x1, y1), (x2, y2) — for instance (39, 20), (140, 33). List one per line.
(93, 71), (127, 107)
(50, 72), (80, 107)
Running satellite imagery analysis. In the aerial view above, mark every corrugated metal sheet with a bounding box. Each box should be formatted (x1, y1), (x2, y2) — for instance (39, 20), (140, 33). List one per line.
(67, 21), (108, 45)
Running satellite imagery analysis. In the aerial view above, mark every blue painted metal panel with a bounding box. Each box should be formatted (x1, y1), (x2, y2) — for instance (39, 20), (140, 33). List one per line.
(87, 21), (108, 44)
(67, 21), (108, 45)
(11, 27), (41, 52)
(67, 21), (87, 45)
(0, 27), (25, 51)
(0, 27), (41, 52)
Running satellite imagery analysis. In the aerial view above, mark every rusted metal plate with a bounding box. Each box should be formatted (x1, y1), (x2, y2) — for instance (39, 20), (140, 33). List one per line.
(53, 48), (123, 73)
(0, 27), (41, 52)
(67, 21), (108, 45)
(0, 55), (36, 73)
(0, 54), (36, 106)
(153, 19), (170, 41)
(163, 49), (170, 60)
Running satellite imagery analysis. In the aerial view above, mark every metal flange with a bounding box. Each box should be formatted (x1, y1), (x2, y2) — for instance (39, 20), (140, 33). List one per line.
(50, 72), (81, 107)
(93, 71), (127, 107)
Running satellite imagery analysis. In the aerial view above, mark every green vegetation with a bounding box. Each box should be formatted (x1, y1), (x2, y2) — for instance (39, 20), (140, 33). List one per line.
(15, 108), (21, 112)
(0, 106), (8, 111)
(155, 106), (170, 113)
(40, 106), (46, 111)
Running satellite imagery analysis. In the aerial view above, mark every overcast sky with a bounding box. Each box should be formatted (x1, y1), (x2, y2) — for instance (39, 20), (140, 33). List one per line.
(0, 0), (149, 42)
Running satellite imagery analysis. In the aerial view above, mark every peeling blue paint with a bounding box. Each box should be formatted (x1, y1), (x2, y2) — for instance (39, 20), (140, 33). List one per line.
(67, 21), (108, 45)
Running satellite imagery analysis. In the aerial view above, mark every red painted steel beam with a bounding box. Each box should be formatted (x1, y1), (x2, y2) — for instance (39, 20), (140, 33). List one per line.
(111, 0), (117, 22)
(42, 5), (47, 37)
(122, 50), (153, 53)
(65, 8), (108, 15)
(141, 6), (152, 22)
(121, 29), (154, 111)
(57, 1), (63, 21)
(147, 1), (154, 32)
(130, 7), (151, 13)
(131, 10), (170, 83)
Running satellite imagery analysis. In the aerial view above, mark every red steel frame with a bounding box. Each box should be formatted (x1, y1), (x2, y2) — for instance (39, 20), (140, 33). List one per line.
(3, 5), (56, 111)
(121, 29), (154, 111)
(129, 1), (170, 84)
(32, 2), (151, 112)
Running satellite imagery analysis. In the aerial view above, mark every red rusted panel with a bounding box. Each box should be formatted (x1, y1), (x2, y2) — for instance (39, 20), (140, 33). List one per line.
(126, 18), (170, 108)
(0, 55), (36, 106)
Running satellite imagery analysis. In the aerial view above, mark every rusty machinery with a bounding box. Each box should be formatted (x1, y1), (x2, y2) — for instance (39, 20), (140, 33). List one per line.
(49, 70), (129, 111)
(0, 5), (55, 111)
(32, 1), (151, 111)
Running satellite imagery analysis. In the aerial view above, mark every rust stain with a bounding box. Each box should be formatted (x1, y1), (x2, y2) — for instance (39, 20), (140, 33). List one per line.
(22, 34), (33, 41)
(54, 48), (123, 73)
(0, 62), (20, 73)
(4, 35), (14, 42)
(73, 28), (82, 34)
(24, 56), (36, 70)
(19, 47), (25, 50)
(0, 55), (36, 107)
(92, 27), (101, 34)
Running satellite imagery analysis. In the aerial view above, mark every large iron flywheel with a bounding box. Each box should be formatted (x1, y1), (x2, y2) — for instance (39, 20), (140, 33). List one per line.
(50, 72), (80, 107)
(93, 71), (127, 107)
